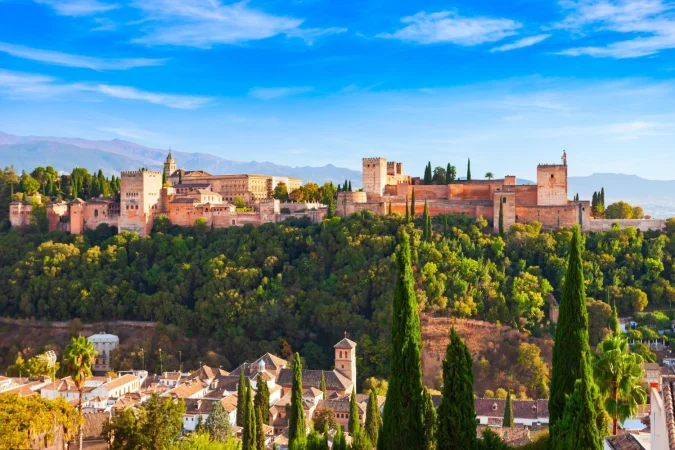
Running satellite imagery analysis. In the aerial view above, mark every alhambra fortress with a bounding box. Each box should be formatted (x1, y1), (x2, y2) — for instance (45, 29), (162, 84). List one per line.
(9, 152), (666, 234)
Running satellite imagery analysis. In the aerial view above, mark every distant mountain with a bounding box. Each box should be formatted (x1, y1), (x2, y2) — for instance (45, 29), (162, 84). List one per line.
(569, 173), (675, 218)
(0, 131), (362, 187)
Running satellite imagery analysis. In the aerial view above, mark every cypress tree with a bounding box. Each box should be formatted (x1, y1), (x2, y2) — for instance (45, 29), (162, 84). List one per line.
(320, 371), (327, 399)
(411, 189), (416, 219)
(242, 382), (256, 450)
(600, 187), (605, 206)
(549, 225), (592, 438)
(162, 167), (167, 185)
(288, 352), (306, 448)
(22, 192), (27, 202)
(422, 388), (437, 450)
(436, 328), (477, 450)
(405, 196), (410, 223)
(422, 201), (429, 241)
(348, 181), (352, 192)
(443, 215), (448, 237)
(446, 163), (452, 185)
(592, 192), (598, 212)
(365, 390), (380, 445)
(424, 162), (432, 185)
(348, 388), (360, 435)
(551, 358), (604, 450)
(327, 197), (336, 219)
(255, 402), (265, 450)
(611, 294), (620, 336)
(334, 426), (347, 450)
(426, 214), (432, 243)
(378, 231), (425, 450)
(499, 197), (505, 236)
(254, 372), (270, 427)
(388, 202), (392, 215)
(237, 371), (247, 426)
(466, 159), (471, 181)
(503, 392), (514, 428)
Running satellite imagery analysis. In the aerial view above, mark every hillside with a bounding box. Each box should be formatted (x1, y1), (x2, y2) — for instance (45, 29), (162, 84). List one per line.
(0, 131), (362, 186)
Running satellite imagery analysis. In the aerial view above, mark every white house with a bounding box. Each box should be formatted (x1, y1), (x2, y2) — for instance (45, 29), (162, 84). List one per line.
(41, 374), (140, 402)
(87, 332), (119, 372)
(474, 399), (549, 427)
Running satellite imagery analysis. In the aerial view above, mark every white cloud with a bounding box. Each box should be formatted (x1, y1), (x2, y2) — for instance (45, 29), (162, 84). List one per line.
(377, 11), (521, 45)
(490, 34), (551, 52)
(34, 0), (119, 16)
(0, 69), (212, 109)
(0, 42), (166, 70)
(129, 0), (343, 47)
(248, 86), (313, 100)
(557, 0), (675, 58)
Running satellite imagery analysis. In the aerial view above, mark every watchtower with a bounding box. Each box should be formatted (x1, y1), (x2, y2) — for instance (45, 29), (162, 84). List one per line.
(334, 335), (357, 392)
(362, 157), (387, 197)
(120, 170), (163, 236)
(537, 164), (568, 206)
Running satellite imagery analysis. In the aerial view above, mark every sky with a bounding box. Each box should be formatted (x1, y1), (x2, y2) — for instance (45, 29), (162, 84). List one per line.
(1, 0), (675, 181)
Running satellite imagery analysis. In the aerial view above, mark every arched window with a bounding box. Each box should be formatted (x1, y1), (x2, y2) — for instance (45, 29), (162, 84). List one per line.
(94, 209), (98, 217)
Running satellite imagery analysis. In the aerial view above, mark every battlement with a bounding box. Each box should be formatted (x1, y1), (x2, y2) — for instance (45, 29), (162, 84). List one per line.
(363, 157), (386, 164)
(120, 170), (162, 177)
(537, 164), (565, 168)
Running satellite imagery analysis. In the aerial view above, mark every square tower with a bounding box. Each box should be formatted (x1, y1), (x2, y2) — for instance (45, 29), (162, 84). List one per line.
(120, 170), (163, 236)
(537, 164), (568, 206)
(334, 336), (357, 392)
(362, 157), (387, 197)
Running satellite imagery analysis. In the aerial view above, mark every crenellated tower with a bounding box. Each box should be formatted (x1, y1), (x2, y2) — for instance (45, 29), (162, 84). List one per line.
(120, 170), (163, 237)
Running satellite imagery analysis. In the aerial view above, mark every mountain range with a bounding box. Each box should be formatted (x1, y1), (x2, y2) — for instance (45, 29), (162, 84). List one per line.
(1, 132), (674, 218)
(0, 132), (362, 186)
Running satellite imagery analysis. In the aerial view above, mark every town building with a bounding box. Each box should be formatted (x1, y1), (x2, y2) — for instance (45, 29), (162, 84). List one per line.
(88, 332), (119, 373)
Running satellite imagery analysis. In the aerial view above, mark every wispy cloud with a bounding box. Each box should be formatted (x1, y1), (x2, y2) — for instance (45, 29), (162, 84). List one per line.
(129, 0), (344, 47)
(34, 0), (119, 16)
(557, 0), (675, 58)
(377, 10), (521, 45)
(248, 86), (313, 100)
(0, 69), (212, 108)
(0, 42), (166, 70)
(490, 34), (551, 52)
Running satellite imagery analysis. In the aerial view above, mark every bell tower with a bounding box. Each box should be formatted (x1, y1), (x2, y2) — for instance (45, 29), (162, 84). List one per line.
(164, 151), (177, 179)
(334, 333), (357, 392)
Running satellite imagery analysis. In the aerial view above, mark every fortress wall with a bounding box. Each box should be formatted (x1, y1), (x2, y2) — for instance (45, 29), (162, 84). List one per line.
(513, 185), (538, 206)
(81, 203), (119, 231)
(590, 219), (666, 232)
(448, 183), (496, 201)
(537, 165), (568, 206)
(409, 185), (450, 200)
(516, 204), (582, 230)
(337, 191), (368, 216)
(493, 192), (516, 233)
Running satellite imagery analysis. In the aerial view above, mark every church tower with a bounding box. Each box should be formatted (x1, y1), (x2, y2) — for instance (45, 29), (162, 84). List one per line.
(334, 334), (357, 392)
(164, 151), (177, 179)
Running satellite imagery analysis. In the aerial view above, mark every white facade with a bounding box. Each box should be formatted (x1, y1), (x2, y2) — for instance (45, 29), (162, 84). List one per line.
(88, 332), (119, 372)
(651, 387), (668, 450)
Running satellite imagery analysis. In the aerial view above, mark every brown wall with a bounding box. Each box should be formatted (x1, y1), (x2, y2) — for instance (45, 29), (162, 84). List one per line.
(537, 165), (568, 206)
(513, 185), (538, 206)
(516, 204), (580, 230)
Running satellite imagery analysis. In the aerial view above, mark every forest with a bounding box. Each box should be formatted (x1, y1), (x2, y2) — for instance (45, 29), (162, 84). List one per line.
(1, 204), (675, 387)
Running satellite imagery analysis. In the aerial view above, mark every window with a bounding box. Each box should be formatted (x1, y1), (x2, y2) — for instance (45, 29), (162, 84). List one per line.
(503, 198), (507, 204)
(94, 209), (98, 217)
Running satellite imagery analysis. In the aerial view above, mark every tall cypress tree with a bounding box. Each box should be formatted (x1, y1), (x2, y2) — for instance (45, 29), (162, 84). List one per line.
(348, 388), (360, 435)
(466, 159), (472, 181)
(254, 372), (270, 427)
(162, 167), (167, 185)
(348, 181), (352, 192)
(426, 214), (432, 243)
(422, 388), (437, 450)
(411, 189), (416, 219)
(319, 371), (327, 399)
(503, 392), (514, 428)
(499, 197), (505, 237)
(237, 371), (247, 427)
(388, 202), (392, 216)
(600, 187), (605, 206)
(551, 358), (604, 450)
(446, 163), (452, 185)
(436, 328), (477, 450)
(549, 225), (592, 438)
(242, 382), (256, 450)
(365, 390), (380, 445)
(422, 201), (429, 241)
(378, 231), (425, 450)
(611, 295), (620, 336)
(288, 353), (306, 448)
(405, 196), (410, 223)
(334, 426), (347, 450)
(255, 402), (265, 450)
(443, 215), (448, 237)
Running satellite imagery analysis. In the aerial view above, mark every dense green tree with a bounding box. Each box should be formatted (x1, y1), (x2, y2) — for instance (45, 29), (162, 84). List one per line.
(289, 352), (306, 448)
(436, 328), (477, 450)
(549, 225), (593, 442)
(379, 231), (426, 450)
(422, 201), (430, 242)
(503, 392), (514, 428)
(479, 429), (511, 450)
(498, 198), (504, 237)
(205, 400), (233, 442)
(255, 400), (265, 450)
(593, 335), (646, 435)
(411, 189), (416, 218)
(466, 159), (471, 181)
(141, 393), (186, 450)
(422, 388), (437, 450)
(485, 172), (494, 180)
(333, 426), (347, 450)
(405, 195), (410, 222)
(424, 163), (432, 185)
(254, 372), (270, 428)
(320, 371), (327, 399)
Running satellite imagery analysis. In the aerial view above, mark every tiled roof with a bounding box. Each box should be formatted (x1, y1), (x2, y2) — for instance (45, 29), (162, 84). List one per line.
(104, 374), (138, 392)
(163, 379), (208, 399)
(220, 395), (239, 413)
(171, 198), (197, 204)
(334, 338), (357, 349)
(474, 399), (549, 421)
(276, 369), (351, 391)
(173, 183), (211, 189)
(605, 434), (646, 450)
(664, 376), (675, 449)
(184, 398), (217, 415)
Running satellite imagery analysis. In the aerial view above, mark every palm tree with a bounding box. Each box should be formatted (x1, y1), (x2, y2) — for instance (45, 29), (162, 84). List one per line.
(64, 335), (98, 450)
(485, 172), (494, 180)
(593, 335), (646, 435)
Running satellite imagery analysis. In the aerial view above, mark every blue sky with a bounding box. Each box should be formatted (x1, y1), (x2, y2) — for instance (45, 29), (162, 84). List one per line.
(1, 0), (675, 180)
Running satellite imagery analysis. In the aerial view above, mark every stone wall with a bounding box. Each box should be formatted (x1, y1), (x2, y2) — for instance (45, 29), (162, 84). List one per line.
(362, 157), (387, 196)
(120, 171), (162, 237)
(337, 191), (368, 216)
(493, 192), (516, 233)
(513, 185), (538, 206)
(9, 202), (32, 228)
(589, 219), (666, 232)
(516, 202), (590, 231)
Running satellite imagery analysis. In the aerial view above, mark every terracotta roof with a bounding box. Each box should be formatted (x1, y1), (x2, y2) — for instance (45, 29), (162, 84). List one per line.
(161, 372), (182, 380)
(220, 395), (239, 413)
(184, 398), (218, 415)
(334, 338), (357, 349)
(163, 379), (208, 399)
(104, 374), (138, 392)
(605, 434), (646, 450)
(193, 365), (229, 382)
(81, 412), (110, 440)
(276, 369), (352, 391)
(474, 399), (549, 421)
(663, 376), (675, 449)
